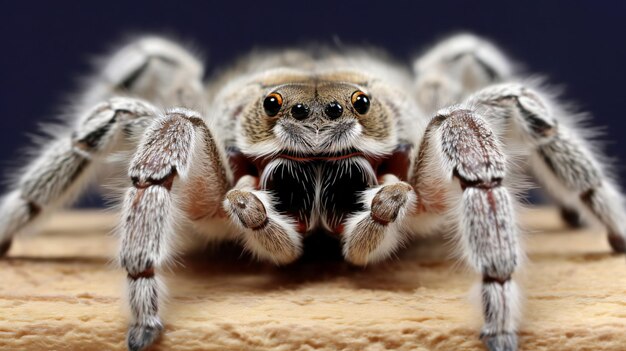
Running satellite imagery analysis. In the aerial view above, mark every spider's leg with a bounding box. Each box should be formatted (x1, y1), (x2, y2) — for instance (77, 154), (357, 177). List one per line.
(413, 33), (513, 115)
(466, 83), (626, 252)
(122, 108), (231, 351)
(223, 175), (302, 265)
(409, 109), (520, 351)
(0, 98), (157, 255)
(85, 36), (204, 107)
(0, 36), (206, 256)
(342, 175), (416, 265)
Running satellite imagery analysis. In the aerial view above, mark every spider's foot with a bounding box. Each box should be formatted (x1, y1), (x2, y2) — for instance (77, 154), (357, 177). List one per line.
(480, 332), (518, 351)
(608, 232), (626, 253)
(0, 239), (12, 257)
(559, 206), (583, 228)
(127, 322), (163, 351)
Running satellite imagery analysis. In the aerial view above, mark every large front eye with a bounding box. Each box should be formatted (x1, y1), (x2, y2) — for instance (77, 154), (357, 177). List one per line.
(263, 92), (283, 117)
(351, 91), (370, 115)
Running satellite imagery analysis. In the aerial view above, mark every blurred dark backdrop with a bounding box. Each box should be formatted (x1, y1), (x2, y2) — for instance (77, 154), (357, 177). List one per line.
(1, 1), (625, 206)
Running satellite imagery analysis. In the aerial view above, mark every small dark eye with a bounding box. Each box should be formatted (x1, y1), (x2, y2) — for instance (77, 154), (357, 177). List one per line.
(351, 91), (370, 115)
(291, 103), (310, 120)
(263, 92), (283, 117)
(324, 101), (343, 119)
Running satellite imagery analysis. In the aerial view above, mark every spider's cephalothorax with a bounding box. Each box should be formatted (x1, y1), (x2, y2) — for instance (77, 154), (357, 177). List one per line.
(226, 75), (412, 235)
(1, 34), (624, 351)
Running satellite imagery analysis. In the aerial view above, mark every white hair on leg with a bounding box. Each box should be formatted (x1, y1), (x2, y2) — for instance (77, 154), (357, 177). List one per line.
(342, 175), (417, 266)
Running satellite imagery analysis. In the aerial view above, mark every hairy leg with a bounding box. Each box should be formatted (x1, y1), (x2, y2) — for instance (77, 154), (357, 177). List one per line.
(465, 83), (626, 252)
(121, 108), (231, 351)
(0, 36), (206, 255)
(84, 36), (205, 108)
(413, 33), (513, 115)
(410, 109), (520, 351)
(0, 98), (157, 254)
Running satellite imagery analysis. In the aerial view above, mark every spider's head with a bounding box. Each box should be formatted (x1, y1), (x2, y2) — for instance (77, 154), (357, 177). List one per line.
(236, 73), (398, 161)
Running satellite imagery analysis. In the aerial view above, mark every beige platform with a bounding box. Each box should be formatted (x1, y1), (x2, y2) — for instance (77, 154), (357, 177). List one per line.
(0, 208), (624, 350)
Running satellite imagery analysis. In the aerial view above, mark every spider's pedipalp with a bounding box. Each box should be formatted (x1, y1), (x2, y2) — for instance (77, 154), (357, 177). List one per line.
(121, 109), (232, 350)
(466, 83), (626, 253)
(0, 97), (157, 254)
(224, 176), (302, 265)
(342, 175), (416, 265)
(410, 109), (520, 351)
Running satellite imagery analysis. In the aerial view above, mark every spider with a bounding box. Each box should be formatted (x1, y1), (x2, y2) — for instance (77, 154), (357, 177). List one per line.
(0, 33), (624, 351)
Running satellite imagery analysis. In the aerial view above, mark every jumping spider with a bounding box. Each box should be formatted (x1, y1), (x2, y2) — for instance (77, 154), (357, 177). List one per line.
(1, 34), (624, 351)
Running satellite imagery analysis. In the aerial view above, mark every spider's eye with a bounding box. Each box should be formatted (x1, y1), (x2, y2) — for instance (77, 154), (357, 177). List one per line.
(324, 101), (343, 119)
(291, 103), (311, 120)
(263, 92), (283, 117)
(351, 91), (370, 115)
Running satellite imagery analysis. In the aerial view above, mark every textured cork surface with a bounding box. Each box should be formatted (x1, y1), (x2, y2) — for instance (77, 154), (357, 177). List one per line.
(0, 208), (625, 350)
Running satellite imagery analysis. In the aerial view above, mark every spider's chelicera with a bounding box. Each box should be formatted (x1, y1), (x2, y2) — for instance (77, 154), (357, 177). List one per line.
(1, 34), (624, 351)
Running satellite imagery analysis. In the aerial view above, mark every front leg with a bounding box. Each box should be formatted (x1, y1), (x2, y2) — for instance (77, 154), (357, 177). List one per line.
(410, 109), (520, 351)
(121, 108), (231, 351)
(465, 83), (626, 252)
(342, 175), (416, 265)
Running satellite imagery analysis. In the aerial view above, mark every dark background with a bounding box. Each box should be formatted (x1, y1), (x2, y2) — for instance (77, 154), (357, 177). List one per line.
(1, 1), (625, 206)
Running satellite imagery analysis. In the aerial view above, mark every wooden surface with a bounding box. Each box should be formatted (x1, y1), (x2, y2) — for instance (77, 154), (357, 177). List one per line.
(0, 208), (625, 350)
